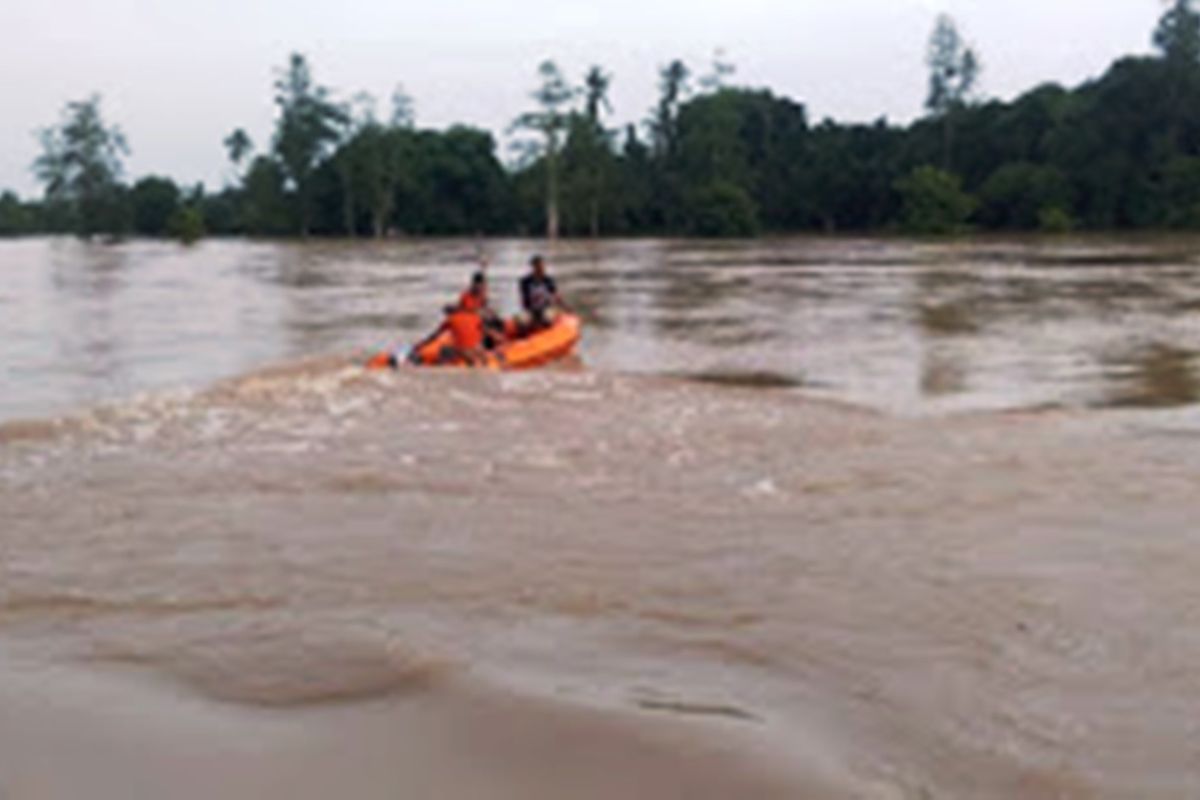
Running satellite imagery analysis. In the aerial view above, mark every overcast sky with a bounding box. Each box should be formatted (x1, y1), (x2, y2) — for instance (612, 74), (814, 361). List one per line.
(0, 0), (1164, 197)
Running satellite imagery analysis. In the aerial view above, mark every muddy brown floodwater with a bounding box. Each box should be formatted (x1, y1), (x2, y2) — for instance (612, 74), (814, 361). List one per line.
(1, 236), (1199, 798)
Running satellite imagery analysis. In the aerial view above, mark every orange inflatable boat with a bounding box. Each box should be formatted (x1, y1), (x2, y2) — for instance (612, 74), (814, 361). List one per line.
(367, 313), (581, 371)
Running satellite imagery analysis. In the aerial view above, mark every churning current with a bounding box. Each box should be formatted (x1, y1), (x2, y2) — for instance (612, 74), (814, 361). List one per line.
(1, 235), (1199, 798)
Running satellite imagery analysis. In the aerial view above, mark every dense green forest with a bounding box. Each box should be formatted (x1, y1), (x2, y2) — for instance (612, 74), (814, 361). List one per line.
(6, 2), (1200, 239)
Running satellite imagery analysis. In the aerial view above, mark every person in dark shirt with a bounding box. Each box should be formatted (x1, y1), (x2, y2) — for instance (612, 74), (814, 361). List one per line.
(518, 254), (571, 330)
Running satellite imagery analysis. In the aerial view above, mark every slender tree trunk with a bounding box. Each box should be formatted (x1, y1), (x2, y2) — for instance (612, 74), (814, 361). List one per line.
(1166, 66), (1183, 154)
(335, 158), (356, 238)
(343, 188), (356, 238)
(372, 190), (391, 239)
(546, 149), (560, 240)
(589, 165), (601, 238)
(296, 179), (312, 238)
(942, 112), (955, 171)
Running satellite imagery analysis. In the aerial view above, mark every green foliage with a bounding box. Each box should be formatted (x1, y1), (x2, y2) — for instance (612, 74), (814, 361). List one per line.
(167, 205), (205, 244)
(32, 95), (130, 238)
(925, 14), (981, 172)
(18, 11), (1200, 242)
(614, 125), (655, 233)
(1038, 206), (1075, 233)
(0, 191), (35, 236)
(321, 91), (421, 238)
(560, 111), (618, 236)
(977, 163), (1071, 229)
(241, 155), (291, 235)
(583, 66), (612, 124)
(676, 91), (750, 190)
(365, 127), (513, 236)
(390, 85), (415, 128)
(669, 88), (809, 232)
(1161, 156), (1200, 228)
(554, 66), (617, 237)
(684, 181), (760, 237)
(895, 166), (976, 235)
(339, 123), (399, 237)
(199, 188), (241, 235)
(1155, 0), (1200, 66)
(650, 60), (690, 158)
(511, 60), (576, 238)
(130, 176), (181, 236)
(807, 120), (901, 231)
(223, 128), (253, 172)
(926, 15), (980, 116)
(271, 53), (348, 235)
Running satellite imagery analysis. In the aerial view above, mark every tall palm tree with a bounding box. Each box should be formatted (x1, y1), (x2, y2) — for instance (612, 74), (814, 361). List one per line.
(512, 60), (576, 240)
(583, 66), (613, 237)
(223, 129), (253, 175)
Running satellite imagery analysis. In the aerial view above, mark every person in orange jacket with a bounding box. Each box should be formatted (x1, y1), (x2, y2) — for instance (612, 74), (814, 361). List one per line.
(458, 270), (506, 347)
(412, 273), (506, 365)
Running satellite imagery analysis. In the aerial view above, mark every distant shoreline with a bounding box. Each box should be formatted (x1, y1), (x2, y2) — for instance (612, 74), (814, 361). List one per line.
(9, 229), (1200, 244)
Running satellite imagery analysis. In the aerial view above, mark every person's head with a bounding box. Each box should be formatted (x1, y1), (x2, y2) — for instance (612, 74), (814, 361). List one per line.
(530, 254), (545, 277)
(470, 270), (488, 298)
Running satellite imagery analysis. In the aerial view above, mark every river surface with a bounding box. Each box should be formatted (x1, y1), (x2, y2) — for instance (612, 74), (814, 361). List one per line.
(2, 236), (1200, 799)
(3, 236), (1199, 421)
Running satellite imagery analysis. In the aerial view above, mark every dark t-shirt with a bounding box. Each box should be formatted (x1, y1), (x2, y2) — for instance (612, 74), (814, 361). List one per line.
(520, 273), (557, 314)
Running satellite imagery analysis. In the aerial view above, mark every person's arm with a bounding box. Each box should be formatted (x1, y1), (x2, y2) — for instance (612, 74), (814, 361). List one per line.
(412, 319), (449, 351)
(549, 278), (573, 313)
(519, 275), (533, 312)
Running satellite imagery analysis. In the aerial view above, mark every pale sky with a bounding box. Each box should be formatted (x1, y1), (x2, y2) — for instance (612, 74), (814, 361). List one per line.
(0, 0), (1164, 197)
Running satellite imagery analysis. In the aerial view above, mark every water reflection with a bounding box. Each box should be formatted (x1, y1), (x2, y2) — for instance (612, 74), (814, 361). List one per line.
(914, 270), (984, 338)
(49, 238), (129, 296)
(919, 304), (981, 336)
(1102, 344), (1199, 408)
(684, 370), (805, 389)
(920, 348), (969, 397)
(48, 240), (132, 405)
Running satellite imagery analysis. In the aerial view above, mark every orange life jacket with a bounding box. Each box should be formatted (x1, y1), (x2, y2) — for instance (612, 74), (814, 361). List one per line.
(459, 290), (484, 312)
(447, 308), (484, 350)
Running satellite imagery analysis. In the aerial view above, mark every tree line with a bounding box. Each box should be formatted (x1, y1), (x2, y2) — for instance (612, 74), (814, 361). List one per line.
(6, 2), (1200, 240)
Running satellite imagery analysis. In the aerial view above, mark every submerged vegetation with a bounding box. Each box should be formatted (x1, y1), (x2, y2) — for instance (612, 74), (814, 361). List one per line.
(7, 4), (1200, 240)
